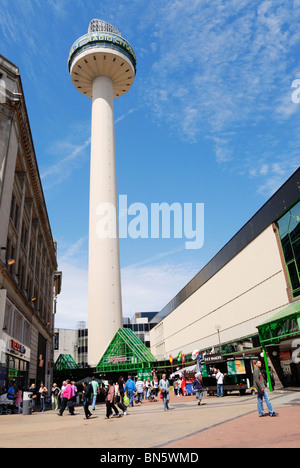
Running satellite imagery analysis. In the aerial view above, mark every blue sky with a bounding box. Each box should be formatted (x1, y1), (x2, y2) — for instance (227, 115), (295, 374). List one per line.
(1, 0), (300, 328)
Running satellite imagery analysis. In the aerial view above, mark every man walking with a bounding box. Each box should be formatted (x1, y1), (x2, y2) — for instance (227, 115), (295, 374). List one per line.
(216, 369), (224, 397)
(90, 376), (99, 411)
(124, 375), (136, 407)
(82, 381), (92, 419)
(135, 377), (144, 404)
(253, 360), (278, 417)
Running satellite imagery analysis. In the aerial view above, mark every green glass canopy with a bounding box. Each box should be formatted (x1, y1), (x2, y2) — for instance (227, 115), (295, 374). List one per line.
(96, 328), (155, 373)
(257, 300), (300, 346)
(54, 354), (79, 372)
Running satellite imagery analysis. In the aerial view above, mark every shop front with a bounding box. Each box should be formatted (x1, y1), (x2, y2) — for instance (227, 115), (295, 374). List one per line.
(257, 300), (300, 388)
(0, 335), (30, 392)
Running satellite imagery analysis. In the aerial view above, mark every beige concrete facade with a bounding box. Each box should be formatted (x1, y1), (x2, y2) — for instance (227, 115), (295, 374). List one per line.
(150, 224), (290, 360)
(0, 55), (61, 390)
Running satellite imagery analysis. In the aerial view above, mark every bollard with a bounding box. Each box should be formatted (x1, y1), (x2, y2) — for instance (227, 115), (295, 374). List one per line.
(22, 391), (33, 415)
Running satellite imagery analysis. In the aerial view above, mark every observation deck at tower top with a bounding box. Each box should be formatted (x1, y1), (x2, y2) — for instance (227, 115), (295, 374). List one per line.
(68, 19), (136, 99)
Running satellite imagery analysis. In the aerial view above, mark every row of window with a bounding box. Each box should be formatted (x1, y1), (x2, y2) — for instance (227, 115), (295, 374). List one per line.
(3, 301), (31, 347)
(7, 187), (54, 325)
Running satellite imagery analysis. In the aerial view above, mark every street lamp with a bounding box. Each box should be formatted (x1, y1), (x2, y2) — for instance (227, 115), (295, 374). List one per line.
(215, 323), (222, 353)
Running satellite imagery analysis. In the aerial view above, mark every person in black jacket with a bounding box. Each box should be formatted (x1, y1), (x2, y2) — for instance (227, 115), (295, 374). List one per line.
(82, 381), (92, 419)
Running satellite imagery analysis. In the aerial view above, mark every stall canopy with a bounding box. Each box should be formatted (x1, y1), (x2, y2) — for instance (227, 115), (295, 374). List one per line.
(96, 328), (155, 373)
(170, 364), (197, 378)
(257, 300), (300, 347)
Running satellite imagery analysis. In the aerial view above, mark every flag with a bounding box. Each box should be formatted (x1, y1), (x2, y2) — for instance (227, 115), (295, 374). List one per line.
(177, 351), (182, 362)
(169, 354), (173, 364)
(182, 353), (185, 363)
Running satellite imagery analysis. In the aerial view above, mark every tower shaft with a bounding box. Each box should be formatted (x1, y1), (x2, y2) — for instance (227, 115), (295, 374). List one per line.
(89, 76), (122, 366)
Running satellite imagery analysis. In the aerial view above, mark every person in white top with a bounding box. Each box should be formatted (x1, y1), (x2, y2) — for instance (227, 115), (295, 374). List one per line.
(215, 369), (224, 397)
(135, 378), (144, 404)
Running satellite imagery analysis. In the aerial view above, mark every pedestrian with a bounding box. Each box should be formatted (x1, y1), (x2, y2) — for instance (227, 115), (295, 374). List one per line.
(38, 383), (48, 412)
(181, 375), (187, 396)
(61, 381), (67, 394)
(15, 387), (23, 414)
(28, 383), (37, 412)
(82, 381), (92, 419)
(178, 377), (183, 396)
(124, 375), (136, 407)
(152, 377), (159, 397)
(67, 381), (77, 415)
(105, 380), (120, 419)
(145, 378), (151, 399)
(253, 360), (278, 418)
(51, 383), (60, 410)
(7, 382), (16, 401)
(135, 377), (144, 404)
(192, 372), (203, 406)
(159, 374), (170, 411)
(215, 369), (224, 397)
(58, 379), (73, 416)
(90, 376), (99, 411)
(118, 375), (125, 403)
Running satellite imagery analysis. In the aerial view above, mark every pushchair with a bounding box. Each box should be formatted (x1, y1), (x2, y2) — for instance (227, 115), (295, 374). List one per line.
(0, 393), (14, 415)
(147, 387), (157, 402)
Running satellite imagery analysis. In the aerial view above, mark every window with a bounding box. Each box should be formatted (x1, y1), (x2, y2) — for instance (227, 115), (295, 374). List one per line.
(277, 200), (300, 298)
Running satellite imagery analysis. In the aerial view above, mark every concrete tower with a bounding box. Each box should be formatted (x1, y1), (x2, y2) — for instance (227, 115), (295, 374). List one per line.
(68, 19), (136, 366)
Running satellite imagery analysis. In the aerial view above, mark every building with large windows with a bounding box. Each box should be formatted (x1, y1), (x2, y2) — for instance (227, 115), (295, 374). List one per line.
(0, 55), (61, 392)
(149, 168), (300, 387)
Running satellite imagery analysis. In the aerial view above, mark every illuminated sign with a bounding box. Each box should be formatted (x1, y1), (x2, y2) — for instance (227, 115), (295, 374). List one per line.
(68, 32), (136, 69)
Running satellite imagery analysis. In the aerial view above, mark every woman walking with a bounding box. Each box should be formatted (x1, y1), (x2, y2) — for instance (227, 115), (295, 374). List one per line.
(38, 383), (48, 412)
(51, 383), (60, 410)
(192, 372), (204, 406)
(159, 374), (170, 411)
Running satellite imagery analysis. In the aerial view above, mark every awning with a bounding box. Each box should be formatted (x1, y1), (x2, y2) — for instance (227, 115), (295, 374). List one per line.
(170, 364), (197, 378)
(257, 300), (300, 346)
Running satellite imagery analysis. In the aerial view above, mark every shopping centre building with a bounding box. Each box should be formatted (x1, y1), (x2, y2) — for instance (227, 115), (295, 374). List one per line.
(149, 168), (300, 387)
(0, 55), (61, 392)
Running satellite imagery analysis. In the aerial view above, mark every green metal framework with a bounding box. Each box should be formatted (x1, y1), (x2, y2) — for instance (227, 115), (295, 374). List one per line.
(257, 301), (300, 347)
(54, 354), (79, 372)
(96, 328), (155, 373)
(276, 199), (300, 298)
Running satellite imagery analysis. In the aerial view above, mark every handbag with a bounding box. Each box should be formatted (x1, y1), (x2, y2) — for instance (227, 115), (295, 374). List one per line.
(123, 395), (129, 404)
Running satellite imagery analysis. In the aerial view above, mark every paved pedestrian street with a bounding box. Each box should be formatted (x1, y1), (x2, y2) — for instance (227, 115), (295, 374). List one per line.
(1, 389), (300, 449)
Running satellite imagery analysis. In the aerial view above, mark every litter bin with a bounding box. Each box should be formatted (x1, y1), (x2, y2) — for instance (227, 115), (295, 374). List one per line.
(23, 391), (33, 415)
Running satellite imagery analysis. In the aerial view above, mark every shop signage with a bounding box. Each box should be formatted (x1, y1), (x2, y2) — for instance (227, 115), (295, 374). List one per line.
(4, 335), (30, 361)
(137, 369), (152, 380)
(108, 356), (127, 365)
(10, 339), (26, 355)
(202, 353), (224, 364)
